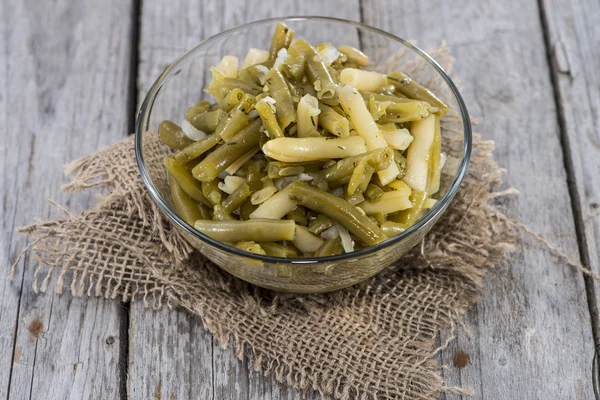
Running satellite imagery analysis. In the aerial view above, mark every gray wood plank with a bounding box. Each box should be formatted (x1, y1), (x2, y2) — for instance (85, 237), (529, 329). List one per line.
(539, 0), (600, 334)
(1, 0), (135, 398)
(362, 0), (595, 398)
(129, 2), (360, 399)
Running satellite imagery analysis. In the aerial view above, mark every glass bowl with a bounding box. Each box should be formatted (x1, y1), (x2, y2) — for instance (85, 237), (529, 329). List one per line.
(135, 16), (471, 293)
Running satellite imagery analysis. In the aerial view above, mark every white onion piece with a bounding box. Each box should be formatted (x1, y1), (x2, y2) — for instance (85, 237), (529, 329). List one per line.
(181, 119), (207, 141)
(335, 223), (355, 253)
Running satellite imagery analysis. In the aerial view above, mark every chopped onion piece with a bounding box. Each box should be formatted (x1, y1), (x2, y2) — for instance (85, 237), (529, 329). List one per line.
(273, 48), (289, 70)
(218, 176), (245, 194)
(320, 226), (339, 240)
(317, 43), (340, 66)
(181, 119), (207, 141)
(335, 223), (355, 253)
(248, 110), (259, 119)
(298, 173), (313, 181)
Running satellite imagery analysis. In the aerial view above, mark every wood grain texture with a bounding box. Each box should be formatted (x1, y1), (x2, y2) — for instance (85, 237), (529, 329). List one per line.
(1, 0), (134, 398)
(539, 0), (600, 332)
(129, 1), (360, 399)
(361, 0), (596, 398)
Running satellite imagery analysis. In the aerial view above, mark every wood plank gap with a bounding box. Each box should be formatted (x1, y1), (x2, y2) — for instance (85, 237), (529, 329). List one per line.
(128, 0), (142, 135)
(536, 0), (600, 352)
(121, 0), (142, 398)
(5, 249), (29, 400)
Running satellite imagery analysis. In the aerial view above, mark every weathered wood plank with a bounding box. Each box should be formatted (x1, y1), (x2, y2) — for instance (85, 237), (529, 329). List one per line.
(539, 0), (600, 335)
(362, 0), (595, 398)
(1, 0), (135, 398)
(129, 2), (360, 399)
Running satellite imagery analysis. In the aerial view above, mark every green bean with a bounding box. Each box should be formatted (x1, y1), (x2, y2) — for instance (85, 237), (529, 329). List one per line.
(174, 133), (221, 163)
(159, 121), (194, 150)
(216, 101), (251, 142)
(217, 88), (246, 111)
(308, 214), (333, 234)
(282, 54), (306, 81)
(186, 100), (211, 121)
(190, 109), (227, 132)
(392, 190), (427, 225)
(239, 64), (268, 86)
(206, 68), (261, 100)
(201, 180), (222, 206)
(267, 161), (324, 179)
(372, 212), (386, 226)
(293, 225), (324, 253)
(192, 119), (262, 182)
(365, 183), (384, 201)
(222, 182), (251, 214)
(261, 242), (299, 258)
(198, 203), (213, 220)
(255, 100), (285, 138)
(338, 45), (369, 66)
(235, 241), (267, 255)
(194, 219), (296, 242)
(212, 204), (235, 220)
(345, 191), (365, 206)
(393, 150), (407, 180)
(387, 71), (449, 117)
(238, 199), (258, 220)
(163, 157), (212, 207)
(288, 40), (338, 101)
(361, 92), (414, 104)
(287, 182), (388, 246)
(268, 22), (294, 62)
(427, 116), (442, 195)
(318, 104), (350, 137)
(287, 206), (308, 226)
(377, 100), (431, 123)
(321, 148), (393, 187)
(168, 174), (203, 225)
(381, 221), (410, 236)
(246, 160), (266, 191)
(347, 160), (375, 195)
(265, 68), (297, 129)
(314, 237), (344, 257)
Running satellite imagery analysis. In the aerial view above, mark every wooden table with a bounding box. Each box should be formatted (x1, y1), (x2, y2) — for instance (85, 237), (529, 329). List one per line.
(1, 0), (598, 398)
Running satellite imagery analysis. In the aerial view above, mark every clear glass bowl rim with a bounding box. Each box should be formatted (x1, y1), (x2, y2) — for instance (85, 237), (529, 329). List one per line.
(135, 16), (472, 265)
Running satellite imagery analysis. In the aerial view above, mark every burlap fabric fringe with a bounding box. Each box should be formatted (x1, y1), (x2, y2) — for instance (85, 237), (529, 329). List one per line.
(12, 45), (517, 399)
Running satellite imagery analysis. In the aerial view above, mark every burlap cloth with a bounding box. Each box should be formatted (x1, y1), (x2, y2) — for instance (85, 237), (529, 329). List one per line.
(12, 45), (518, 399)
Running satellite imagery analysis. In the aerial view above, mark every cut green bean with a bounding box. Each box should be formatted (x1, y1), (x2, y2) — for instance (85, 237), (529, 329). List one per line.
(217, 88), (246, 112)
(338, 45), (369, 66)
(246, 159), (266, 191)
(321, 148), (393, 187)
(186, 100), (211, 121)
(267, 161), (324, 179)
(282, 54), (306, 81)
(235, 241), (267, 255)
(268, 22), (294, 62)
(212, 204), (235, 220)
(198, 203), (213, 220)
(206, 68), (261, 100)
(201, 180), (222, 206)
(190, 109), (227, 132)
(287, 206), (308, 226)
(194, 219), (296, 242)
(216, 103), (251, 142)
(239, 199), (257, 220)
(381, 221), (410, 236)
(163, 156), (211, 207)
(239, 64), (268, 86)
(376, 100), (431, 123)
(287, 181), (388, 246)
(318, 104), (350, 137)
(255, 100), (285, 138)
(192, 119), (262, 182)
(308, 214), (333, 234)
(174, 133), (221, 164)
(168, 174), (204, 225)
(387, 71), (449, 116)
(292, 225), (324, 253)
(159, 121), (194, 150)
(288, 40), (338, 101)
(365, 183), (384, 201)
(314, 237), (344, 257)
(392, 190), (428, 225)
(261, 242), (299, 258)
(222, 182), (251, 214)
(265, 68), (297, 129)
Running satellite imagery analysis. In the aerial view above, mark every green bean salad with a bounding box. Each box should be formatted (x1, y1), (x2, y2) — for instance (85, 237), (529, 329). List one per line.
(160, 22), (448, 258)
